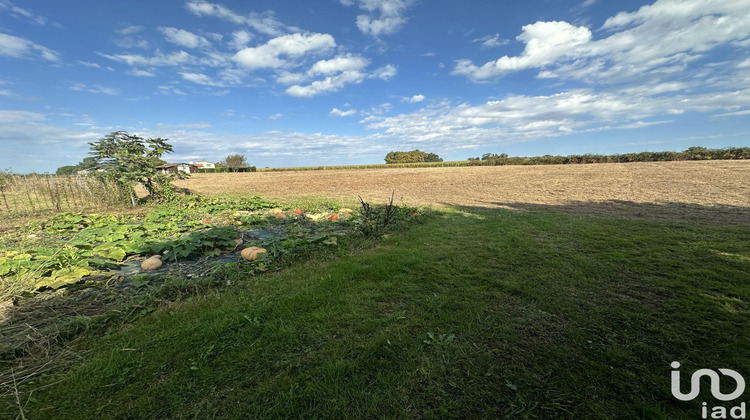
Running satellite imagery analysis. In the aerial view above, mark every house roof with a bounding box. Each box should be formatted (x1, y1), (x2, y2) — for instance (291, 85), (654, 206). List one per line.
(156, 163), (197, 169)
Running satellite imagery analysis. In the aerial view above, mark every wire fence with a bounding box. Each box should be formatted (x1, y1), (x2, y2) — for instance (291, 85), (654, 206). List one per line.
(0, 173), (132, 220)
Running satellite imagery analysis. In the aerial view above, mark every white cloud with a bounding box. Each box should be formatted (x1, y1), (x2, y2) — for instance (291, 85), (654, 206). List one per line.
(343, 0), (414, 36)
(472, 34), (510, 48)
(0, 89), (12, 96)
(114, 27), (150, 49)
(275, 71), (307, 85)
(100, 50), (193, 67)
(453, 21), (592, 82)
(309, 54), (369, 75)
(371, 64), (397, 80)
(117, 25), (144, 36)
(129, 69), (156, 77)
(269, 113), (283, 120)
(229, 30), (253, 50)
(402, 94), (425, 103)
(710, 109), (750, 118)
(180, 72), (227, 87)
(70, 83), (119, 95)
(0, 32), (60, 61)
(330, 108), (358, 117)
(0, 110), (45, 123)
(77, 60), (102, 69)
(156, 85), (188, 96)
(159, 27), (211, 49)
(361, 84), (750, 146)
(454, 0), (750, 84)
(233, 32), (335, 70)
(0, 1), (48, 25)
(185, 1), (298, 36)
(286, 70), (367, 97)
(279, 54), (394, 97)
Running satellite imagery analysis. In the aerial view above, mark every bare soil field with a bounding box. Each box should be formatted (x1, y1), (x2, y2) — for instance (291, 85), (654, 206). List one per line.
(175, 161), (750, 225)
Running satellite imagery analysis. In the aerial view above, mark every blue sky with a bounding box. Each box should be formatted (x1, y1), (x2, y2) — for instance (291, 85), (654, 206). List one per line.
(1, 0), (749, 172)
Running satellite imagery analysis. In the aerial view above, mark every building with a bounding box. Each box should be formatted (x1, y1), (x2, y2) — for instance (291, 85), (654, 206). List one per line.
(156, 163), (199, 174)
(193, 160), (216, 169)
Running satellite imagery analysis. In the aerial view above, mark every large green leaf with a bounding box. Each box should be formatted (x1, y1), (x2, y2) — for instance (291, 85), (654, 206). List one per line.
(93, 246), (127, 262)
(36, 266), (92, 290)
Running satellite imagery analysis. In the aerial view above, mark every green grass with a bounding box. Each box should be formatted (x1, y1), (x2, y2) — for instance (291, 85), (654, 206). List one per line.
(4, 207), (749, 419)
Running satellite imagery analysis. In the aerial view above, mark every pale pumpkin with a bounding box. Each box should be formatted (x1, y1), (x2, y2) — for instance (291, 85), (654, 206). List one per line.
(241, 246), (267, 261)
(141, 255), (163, 271)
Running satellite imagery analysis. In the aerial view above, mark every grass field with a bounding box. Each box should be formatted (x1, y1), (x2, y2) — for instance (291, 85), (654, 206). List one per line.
(1, 161), (748, 419)
(5, 206), (748, 419)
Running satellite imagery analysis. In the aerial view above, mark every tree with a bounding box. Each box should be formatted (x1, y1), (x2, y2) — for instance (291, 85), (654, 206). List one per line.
(55, 157), (101, 176)
(224, 154), (248, 172)
(89, 131), (183, 204)
(78, 157), (99, 170)
(384, 150), (442, 164)
(424, 152), (443, 162)
(481, 153), (508, 161)
(56, 165), (79, 175)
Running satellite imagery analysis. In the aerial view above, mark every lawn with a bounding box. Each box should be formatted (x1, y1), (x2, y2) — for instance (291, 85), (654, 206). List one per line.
(3, 204), (749, 419)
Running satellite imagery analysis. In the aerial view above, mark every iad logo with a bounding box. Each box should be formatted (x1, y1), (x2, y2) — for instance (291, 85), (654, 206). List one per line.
(671, 361), (747, 419)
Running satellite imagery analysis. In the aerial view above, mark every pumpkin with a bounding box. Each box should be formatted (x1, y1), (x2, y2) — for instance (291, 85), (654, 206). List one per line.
(141, 255), (163, 271)
(293, 208), (303, 215)
(339, 208), (354, 214)
(330, 214), (339, 221)
(241, 246), (267, 261)
(270, 208), (284, 214)
(274, 213), (287, 219)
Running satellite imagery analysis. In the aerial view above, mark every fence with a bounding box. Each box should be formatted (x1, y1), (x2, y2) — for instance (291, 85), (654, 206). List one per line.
(0, 173), (131, 220)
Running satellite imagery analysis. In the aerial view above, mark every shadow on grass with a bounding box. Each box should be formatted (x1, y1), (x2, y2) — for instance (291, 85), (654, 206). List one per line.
(446, 199), (750, 226)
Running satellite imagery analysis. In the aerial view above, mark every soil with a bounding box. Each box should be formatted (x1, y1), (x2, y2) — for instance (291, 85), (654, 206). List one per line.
(175, 161), (750, 225)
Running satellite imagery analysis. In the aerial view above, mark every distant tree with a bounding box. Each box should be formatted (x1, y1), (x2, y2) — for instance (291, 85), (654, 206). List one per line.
(481, 153), (508, 161)
(78, 157), (99, 170)
(424, 152), (443, 162)
(384, 150), (442, 164)
(224, 154), (249, 172)
(56, 165), (79, 175)
(55, 156), (101, 175)
(89, 131), (183, 204)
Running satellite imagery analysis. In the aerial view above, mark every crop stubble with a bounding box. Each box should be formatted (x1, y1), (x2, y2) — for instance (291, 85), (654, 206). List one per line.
(175, 161), (750, 225)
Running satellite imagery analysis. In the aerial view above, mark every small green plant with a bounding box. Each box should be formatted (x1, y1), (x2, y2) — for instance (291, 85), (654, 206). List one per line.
(423, 332), (456, 346)
(356, 192), (400, 237)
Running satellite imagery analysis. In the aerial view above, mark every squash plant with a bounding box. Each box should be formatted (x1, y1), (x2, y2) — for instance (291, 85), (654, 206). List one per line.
(143, 226), (239, 261)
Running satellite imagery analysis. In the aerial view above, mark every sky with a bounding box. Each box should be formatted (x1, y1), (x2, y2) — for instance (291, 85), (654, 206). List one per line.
(1, 0), (749, 172)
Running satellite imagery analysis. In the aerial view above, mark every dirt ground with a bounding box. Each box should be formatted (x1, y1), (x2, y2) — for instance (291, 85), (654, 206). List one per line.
(175, 161), (750, 225)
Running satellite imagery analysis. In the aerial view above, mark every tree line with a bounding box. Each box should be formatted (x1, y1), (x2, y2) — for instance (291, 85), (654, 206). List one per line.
(467, 146), (750, 166)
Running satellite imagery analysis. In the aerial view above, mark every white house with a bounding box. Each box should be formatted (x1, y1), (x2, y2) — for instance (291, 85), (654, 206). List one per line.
(193, 160), (216, 169)
(156, 163), (198, 174)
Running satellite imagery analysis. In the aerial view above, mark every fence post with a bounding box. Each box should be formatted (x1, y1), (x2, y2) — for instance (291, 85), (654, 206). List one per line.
(47, 174), (61, 211)
(0, 183), (9, 211)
